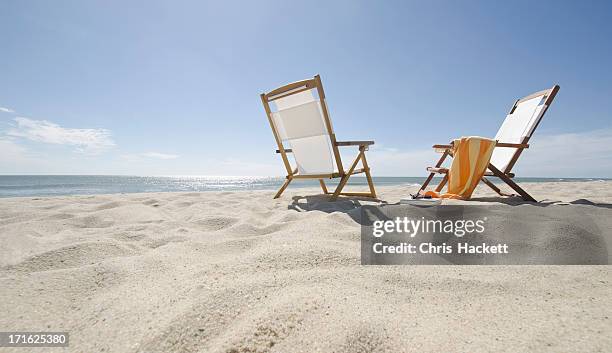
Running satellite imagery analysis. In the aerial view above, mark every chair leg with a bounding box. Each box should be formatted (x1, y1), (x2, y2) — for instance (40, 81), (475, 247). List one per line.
(360, 148), (377, 198)
(435, 174), (448, 192)
(319, 179), (328, 194)
(274, 177), (293, 199)
(274, 168), (297, 199)
(419, 172), (436, 193)
(487, 164), (536, 202)
(419, 150), (449, 195)
(481, 177), (505, 196)
(331, 150), (363, 201)
(330, 175), (350, 201)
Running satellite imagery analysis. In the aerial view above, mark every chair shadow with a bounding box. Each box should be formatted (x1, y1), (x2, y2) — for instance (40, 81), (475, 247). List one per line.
(288, 194), (612, 228)
(289, 194), (387, 225)
(469, 196), (612, 209)
(289, 193), (610, 265)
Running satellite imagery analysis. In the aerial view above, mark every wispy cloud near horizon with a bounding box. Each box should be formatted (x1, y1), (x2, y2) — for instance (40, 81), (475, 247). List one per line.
(515, 128), (612, 177)
(7, 117), (115, 154)
(141, 152), (180, 160)
(364, 129), (612, 178)
(0, 106), (15, 114)
(121, 152), (180, 160)
(1, 124), (610, 177)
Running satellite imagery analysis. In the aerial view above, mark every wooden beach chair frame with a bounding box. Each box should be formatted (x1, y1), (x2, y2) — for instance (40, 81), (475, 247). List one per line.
(260, 75), (376, 200)
(418, 85), (560, 202)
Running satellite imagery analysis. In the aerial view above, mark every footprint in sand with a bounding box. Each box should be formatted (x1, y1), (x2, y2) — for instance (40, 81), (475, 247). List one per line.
(142, 199), (161, 207)
(69, 215), (114, 228)
(194, 216), (240, 232)
(175, 201), (195, 208)
(230, 222), (287, 236)
(143, 236), (189, 249)
(4, 242), (137, 273)
(46, 213), (76, 220)
(95, 201), (122, 211)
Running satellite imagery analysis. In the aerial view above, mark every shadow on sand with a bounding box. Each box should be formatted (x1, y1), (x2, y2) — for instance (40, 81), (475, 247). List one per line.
(289, 194), (383, 225)
(289, 193), (612, 220)
(288, 193), (612, 265)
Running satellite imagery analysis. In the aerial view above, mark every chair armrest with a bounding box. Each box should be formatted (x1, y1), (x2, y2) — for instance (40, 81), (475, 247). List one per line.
(496, 142), (529, 148)
(336, 140), (375, 147)
(433, 142), (529, 149)
(277, 140), (375, 153)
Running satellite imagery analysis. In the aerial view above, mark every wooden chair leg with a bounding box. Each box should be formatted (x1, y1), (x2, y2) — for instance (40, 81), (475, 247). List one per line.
(488, 163), (536, 202)
(481, 177), (503, 196)
(274, 168), (297, 199)
(330, 175), (349, 201)
(360, 148), (376, 198)
(435, 174), (448, 192)
(319, 179), (328, 194)
(331, 151), (363, 201)
(274, 177), (293, 199)
(419, 172), (436, 193)
(419, 150), (449, 195)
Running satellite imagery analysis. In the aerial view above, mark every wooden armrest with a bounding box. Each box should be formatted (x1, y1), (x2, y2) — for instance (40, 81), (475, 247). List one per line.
(336, 140), (375, 146)
(426, 167), (449, 174)
(496, 142), (529, 148)
(277, 140), (376, 152)
(433, 142), (529, 149)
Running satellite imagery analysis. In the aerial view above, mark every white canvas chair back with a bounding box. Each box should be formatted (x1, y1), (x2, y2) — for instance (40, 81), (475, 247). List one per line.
(490, 87), (557, 172)
(270, 89), (335, 175)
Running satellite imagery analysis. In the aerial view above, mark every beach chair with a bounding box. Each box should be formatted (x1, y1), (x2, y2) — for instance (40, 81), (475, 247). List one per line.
(260, 75), (377, 200)
(418, 85), (560, 202)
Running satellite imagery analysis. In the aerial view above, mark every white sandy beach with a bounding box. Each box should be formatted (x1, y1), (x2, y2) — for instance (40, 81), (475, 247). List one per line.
(1, 181), (611, 352)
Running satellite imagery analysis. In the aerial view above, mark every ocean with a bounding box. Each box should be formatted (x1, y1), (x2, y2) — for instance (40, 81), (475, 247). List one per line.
(0, 175), (608, 198)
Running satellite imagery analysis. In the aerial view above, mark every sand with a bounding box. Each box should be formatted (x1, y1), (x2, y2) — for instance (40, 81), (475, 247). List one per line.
(0, 181), (611, 352)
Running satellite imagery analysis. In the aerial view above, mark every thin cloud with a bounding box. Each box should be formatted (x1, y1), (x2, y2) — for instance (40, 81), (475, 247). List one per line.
(0, 137), (48, 173)
(365, 129), (612, 177)
(364, 145), (434, 176)
(0, 137), (28, 160)
(515, 128), (612, 177)
(7, 117), (115, 154)
(217, 157), (279, 175)
(121, 152), (180, 160)
(141, 152), (180, 160)
(0, 106), (15, 114)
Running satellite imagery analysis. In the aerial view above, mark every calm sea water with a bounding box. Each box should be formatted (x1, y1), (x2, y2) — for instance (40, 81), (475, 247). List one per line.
(0, 175), (608, 198)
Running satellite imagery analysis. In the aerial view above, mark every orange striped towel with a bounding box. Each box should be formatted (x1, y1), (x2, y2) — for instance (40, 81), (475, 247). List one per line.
(424, 136), (496, 200)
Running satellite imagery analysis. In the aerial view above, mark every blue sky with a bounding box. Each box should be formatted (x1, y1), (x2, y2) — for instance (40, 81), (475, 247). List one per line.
(1, 0), (611, 177)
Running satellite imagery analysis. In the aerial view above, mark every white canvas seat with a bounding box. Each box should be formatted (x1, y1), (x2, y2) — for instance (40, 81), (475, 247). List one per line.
(419, 85), (560, 202)
(270, 90), (335, 175)
(261, 75), (377, 200)
(490, 94), (548, 172)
